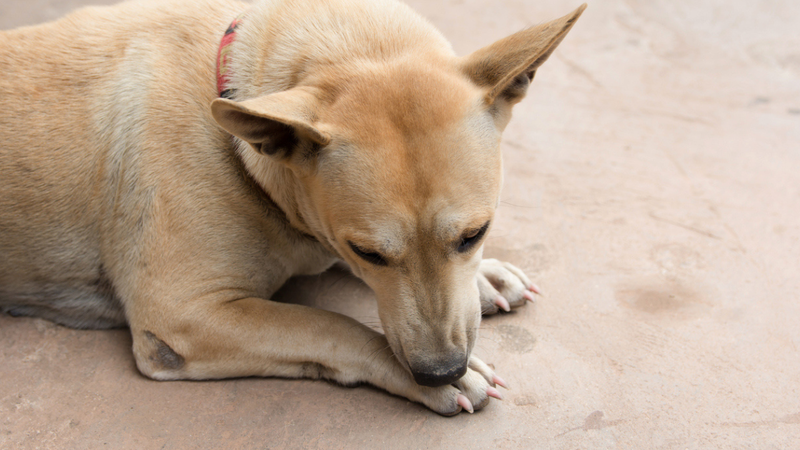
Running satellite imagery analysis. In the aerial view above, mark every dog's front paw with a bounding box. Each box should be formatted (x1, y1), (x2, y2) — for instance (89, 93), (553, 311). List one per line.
(413, 356), (507, 416)
(477, 258), (540, 315)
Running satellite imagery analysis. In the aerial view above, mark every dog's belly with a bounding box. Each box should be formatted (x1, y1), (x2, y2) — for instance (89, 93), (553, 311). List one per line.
(0, 266), (125, 329)
(0, 185), (126, 329)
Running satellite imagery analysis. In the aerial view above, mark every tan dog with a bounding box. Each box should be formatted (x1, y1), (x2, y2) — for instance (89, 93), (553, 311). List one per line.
(0, 0), (584, 415)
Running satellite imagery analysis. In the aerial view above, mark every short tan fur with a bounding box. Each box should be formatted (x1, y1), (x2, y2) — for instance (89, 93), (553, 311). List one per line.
(0, 0), (585, 415)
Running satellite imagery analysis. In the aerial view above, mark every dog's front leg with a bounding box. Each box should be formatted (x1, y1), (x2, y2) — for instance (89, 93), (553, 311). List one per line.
(477, 259), (541, 314)
(130, 297), (496, 415)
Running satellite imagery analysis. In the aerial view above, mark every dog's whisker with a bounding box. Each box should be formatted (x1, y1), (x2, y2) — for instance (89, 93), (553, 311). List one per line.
(477, 336), (501, 345)
(364, 344), (393, 365)
(375, 350), (397, 376)
(358, 335), (386, 355)
(327, 273), (355, 291)
(370, 349), (395, 373)
(499, 200), (536, 209)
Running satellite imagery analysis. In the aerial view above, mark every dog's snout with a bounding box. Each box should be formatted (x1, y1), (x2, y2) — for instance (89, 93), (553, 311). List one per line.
(410, 353), (468, 387)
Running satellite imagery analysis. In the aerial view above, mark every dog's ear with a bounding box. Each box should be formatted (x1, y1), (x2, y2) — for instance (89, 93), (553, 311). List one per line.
(211, 88), (330, 157)
(460, 4), (586, 110)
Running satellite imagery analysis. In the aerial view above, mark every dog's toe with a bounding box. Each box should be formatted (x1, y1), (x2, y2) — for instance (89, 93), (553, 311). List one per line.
(477, 258), (539, 314)
(451, 356), (504, 412)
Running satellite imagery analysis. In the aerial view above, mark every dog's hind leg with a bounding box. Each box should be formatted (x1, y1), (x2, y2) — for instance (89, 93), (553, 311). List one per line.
(129, 297), (500, 415)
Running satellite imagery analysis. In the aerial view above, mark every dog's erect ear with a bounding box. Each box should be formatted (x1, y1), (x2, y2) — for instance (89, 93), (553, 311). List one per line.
(211, 88), (330, 157)
(461, 4), (586, 107)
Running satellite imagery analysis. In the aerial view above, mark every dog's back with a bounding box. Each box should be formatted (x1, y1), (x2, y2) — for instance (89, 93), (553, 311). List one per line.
(0, 0), (243, 328)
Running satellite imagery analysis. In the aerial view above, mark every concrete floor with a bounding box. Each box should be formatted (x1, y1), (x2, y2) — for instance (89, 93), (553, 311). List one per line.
(2, 0), (800, 448)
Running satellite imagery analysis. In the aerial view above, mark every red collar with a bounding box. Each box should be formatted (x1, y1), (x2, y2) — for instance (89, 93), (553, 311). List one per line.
(216, 14), (244, 98)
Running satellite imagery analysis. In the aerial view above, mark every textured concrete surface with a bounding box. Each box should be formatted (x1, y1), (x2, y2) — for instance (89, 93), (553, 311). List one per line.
(2, 0), (800, 448)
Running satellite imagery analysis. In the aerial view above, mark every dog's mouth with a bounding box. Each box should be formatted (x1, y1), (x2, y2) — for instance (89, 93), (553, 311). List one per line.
(385, 325), (476, 388)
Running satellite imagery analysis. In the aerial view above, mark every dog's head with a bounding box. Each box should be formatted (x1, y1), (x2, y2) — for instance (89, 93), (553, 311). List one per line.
(212, 5), (584, 386)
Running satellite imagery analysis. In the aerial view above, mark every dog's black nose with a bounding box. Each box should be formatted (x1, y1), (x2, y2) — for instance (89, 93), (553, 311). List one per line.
(410, 355), (468, 387)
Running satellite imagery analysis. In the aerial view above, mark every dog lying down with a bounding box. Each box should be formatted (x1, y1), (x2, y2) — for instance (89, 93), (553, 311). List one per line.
(0, 0), (585, 415)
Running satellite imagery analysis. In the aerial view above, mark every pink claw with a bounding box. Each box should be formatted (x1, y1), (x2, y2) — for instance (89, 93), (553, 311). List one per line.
(528, 283), (542, 295)
(492, 374), (510, 390)
(457, 393), (474, 413)
(523, 290), (535, 302)
(495, 295), (511, 312)
(487, 386), (503, 400)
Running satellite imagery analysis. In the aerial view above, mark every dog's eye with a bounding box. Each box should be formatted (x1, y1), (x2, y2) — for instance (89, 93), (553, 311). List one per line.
(457, 221), (490, 253)
(348, 242), (388, 266)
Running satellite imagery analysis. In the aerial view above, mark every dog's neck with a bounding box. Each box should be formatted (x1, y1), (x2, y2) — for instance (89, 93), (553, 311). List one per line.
(214, 13), (330, 245)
